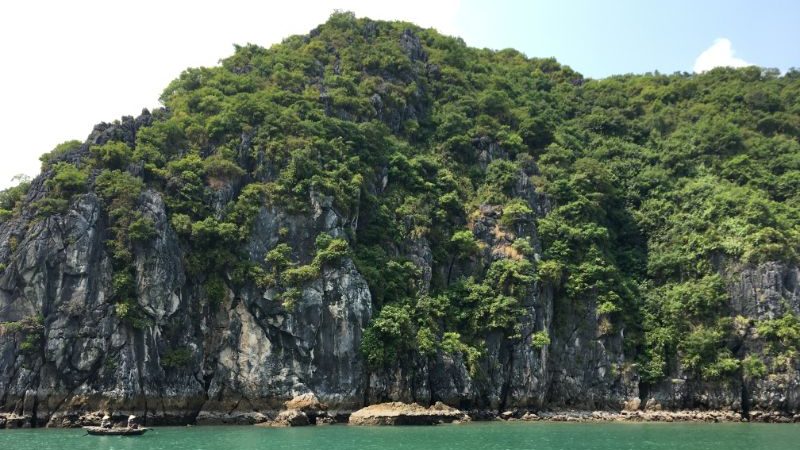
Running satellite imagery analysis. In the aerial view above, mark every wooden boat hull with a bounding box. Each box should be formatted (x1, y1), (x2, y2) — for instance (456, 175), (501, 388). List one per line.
(83, 426), (148, 436)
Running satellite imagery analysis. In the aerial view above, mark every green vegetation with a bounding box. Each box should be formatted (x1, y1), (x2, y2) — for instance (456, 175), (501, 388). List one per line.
(2, 12), (799, 385)
(756, 313), (800, 358)
(258, 233), (350, 309)
(33, 162), (89, 215)
(91, 141), (132, 169)
(742, 354), (768, 379)
(0, 315), (44, 354)
(531, 330), (551, 348)
(39, 140), (82, 170)
(0, 175), (31, 222)
(161, 347), (193, 368)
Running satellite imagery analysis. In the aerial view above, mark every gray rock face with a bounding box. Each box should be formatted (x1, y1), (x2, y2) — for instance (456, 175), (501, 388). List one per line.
(0, 173), (372, 426)
(732, 262), (800, 414)
(1, 129), (798, 427)
(362, 169), (626, 411)
(643, 262), (800, 415)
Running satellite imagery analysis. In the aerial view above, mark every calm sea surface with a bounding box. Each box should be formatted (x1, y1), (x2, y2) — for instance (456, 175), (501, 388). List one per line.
(1, 422), (799, 450)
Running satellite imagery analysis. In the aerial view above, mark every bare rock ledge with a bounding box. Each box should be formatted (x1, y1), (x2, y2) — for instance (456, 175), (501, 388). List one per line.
(349, 402), (470, 425)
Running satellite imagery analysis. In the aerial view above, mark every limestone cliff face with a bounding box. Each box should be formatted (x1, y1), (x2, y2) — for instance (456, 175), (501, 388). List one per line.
(0, 114), (798, 427)
(0, 22), (800, 427)
(0, 119), (618, 425)
(645, 262), (800, 414)
(735, 263), (800, 412)
(362, 168), (628, 412)
(0, 116), (374, 426)
(0, 168), (372, 425)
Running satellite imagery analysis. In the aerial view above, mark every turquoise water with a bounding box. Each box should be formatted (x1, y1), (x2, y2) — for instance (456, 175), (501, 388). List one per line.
(1, 422), (799, 450)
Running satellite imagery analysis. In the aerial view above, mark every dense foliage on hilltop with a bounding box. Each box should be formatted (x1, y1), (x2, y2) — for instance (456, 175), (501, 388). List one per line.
(2, 12), (799, 385)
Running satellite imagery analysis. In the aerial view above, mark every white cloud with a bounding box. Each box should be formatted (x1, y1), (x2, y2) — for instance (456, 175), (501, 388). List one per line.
(0, 0), (461, 189)
(693, 38), (750, 73)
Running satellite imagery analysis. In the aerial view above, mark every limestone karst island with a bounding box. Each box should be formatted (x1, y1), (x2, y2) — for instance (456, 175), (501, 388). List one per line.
(1, 8), (799, 450)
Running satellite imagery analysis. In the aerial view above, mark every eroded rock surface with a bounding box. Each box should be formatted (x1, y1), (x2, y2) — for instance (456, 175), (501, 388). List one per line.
(349, 402), (469, 425)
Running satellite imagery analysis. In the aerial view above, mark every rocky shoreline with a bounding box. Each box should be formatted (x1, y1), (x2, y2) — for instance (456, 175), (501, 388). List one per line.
(3, 399), (800, 428)
(495, 409), (798, 423)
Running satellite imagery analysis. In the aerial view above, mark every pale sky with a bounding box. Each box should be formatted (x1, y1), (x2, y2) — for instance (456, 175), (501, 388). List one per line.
(0, 0), (796, 188)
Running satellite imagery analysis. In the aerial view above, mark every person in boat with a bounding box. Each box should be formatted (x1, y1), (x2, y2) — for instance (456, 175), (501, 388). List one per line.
(101, 415), (112, 429)
(128, 415), (139, 429)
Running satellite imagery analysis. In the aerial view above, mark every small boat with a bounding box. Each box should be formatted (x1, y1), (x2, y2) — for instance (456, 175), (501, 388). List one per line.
(83, 426), (149, 436)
